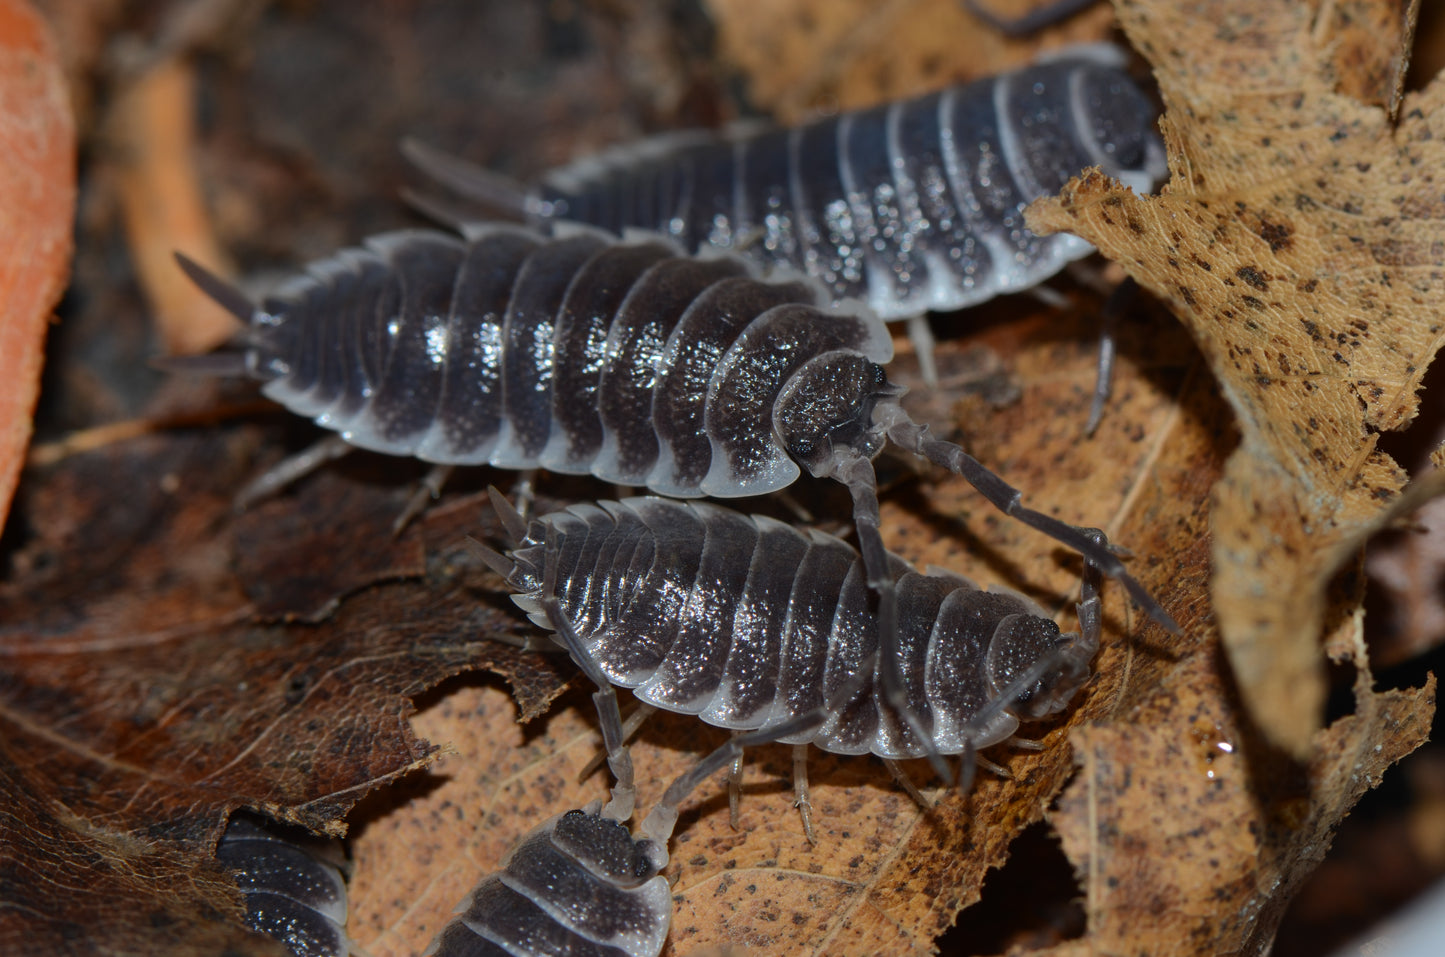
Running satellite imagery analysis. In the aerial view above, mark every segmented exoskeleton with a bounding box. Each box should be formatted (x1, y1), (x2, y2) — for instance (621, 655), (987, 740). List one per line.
(405, 45), (1166, 326)
(217, 813), (350, 957)
(178, 220), (1174, 782)
(470, 493), (1103, 838)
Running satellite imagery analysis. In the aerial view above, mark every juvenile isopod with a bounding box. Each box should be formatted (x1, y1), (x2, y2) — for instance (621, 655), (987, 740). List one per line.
(404, 45), (1167, 379)
(217, 812), (351, 957)
(470, 493), (1104, 839)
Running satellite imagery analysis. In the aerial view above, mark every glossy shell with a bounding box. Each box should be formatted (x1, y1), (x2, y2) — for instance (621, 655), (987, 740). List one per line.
(500, 497), (1097, 760)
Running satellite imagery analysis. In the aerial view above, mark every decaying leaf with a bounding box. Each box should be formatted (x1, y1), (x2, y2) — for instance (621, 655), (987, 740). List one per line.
(0, 429), (563, 954)
(1048, 669), (1434, 957)
(6, 0), (1439, 953)
(1028, 0), (1445, 757)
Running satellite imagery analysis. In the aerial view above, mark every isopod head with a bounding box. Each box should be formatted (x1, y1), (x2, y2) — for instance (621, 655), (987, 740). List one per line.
(985, 613), (1098, 722)
(551, 804), (669, 885)
(771, 352), (899, 479)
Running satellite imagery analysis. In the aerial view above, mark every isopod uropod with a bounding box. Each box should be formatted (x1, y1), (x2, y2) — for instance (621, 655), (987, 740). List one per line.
(471, 493), (1104, 837)
(217, 812), (350, 957)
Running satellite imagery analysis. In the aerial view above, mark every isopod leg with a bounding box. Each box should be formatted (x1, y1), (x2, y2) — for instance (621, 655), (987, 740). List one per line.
(512, 470), (538, 522)
(1084, 277), (1138, 437)
(832, 453), (955, 785)
(792, 745), (816, 845)
(576, 702), (656, 784)
(728, 738), (744, 831)
(639, 679), (868, 847)
(235, 434), (354, 509)
(538, 525), (636, 821)
(879, 410), (1179, 633)
(975, 754), (1012, 779)
(1077, 531), (1105, 656)
(882, 758), (935, 810)
(392, 464), (455, 535)
(906, 314), (940, 389)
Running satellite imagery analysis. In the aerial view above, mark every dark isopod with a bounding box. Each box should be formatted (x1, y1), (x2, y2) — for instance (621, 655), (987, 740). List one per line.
(470, 493), (1104, 838)
(405, 46), (1167, 325)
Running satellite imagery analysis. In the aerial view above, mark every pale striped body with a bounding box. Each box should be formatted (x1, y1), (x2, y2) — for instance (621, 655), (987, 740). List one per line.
(515, 46), (1166, 320)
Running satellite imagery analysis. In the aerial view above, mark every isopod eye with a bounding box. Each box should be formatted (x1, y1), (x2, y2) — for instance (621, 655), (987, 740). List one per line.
(774, 352), (897, 476)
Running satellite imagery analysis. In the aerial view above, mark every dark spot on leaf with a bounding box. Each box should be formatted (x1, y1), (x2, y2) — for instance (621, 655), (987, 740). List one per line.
(1236, 266), (1269, 290)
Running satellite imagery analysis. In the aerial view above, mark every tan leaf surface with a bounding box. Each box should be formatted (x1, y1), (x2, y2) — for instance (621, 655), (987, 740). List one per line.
(1047, 672), (1434, 957)
(1028, 0), (1445, 756)
(702, 0), (1118, 121)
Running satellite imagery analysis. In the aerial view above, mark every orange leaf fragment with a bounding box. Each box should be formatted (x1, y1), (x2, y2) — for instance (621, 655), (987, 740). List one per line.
(0, 0), (74, 533)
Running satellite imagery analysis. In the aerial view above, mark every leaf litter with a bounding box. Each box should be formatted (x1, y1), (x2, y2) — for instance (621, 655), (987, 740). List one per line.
(2, 0), (1439, 954)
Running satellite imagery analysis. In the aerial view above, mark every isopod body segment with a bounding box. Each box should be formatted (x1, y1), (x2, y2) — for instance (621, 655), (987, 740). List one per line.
(217, 813), (350, 957)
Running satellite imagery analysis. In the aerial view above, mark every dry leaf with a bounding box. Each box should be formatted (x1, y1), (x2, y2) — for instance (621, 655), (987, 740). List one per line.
(7, 1), (1437, 954)
(703, 0), (1118, 121)
(107, 58), (242, 356)
(1049, 671), (1434, 957)
(0, 0), (73, 532)
(1028, 0), (1445, 757)
(0, 431), (563, 954)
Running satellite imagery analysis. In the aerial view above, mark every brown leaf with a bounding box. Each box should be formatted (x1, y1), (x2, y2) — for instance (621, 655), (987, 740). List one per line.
(107, 58), (242, 356)
(0, 429), (560, 954)
(1028, 0), (1445, 757)
(702, 0), (1118, 121)
(0, 0), (74, 533)
(1047, 672), (1435, 957)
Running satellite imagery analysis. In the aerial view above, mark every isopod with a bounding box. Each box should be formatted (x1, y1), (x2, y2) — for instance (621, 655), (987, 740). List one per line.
(470, 493), (1104, 839)
(217, 812), (350, 957)
(176, 222), (1167, 619)
(404, 45), (1166, 329)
